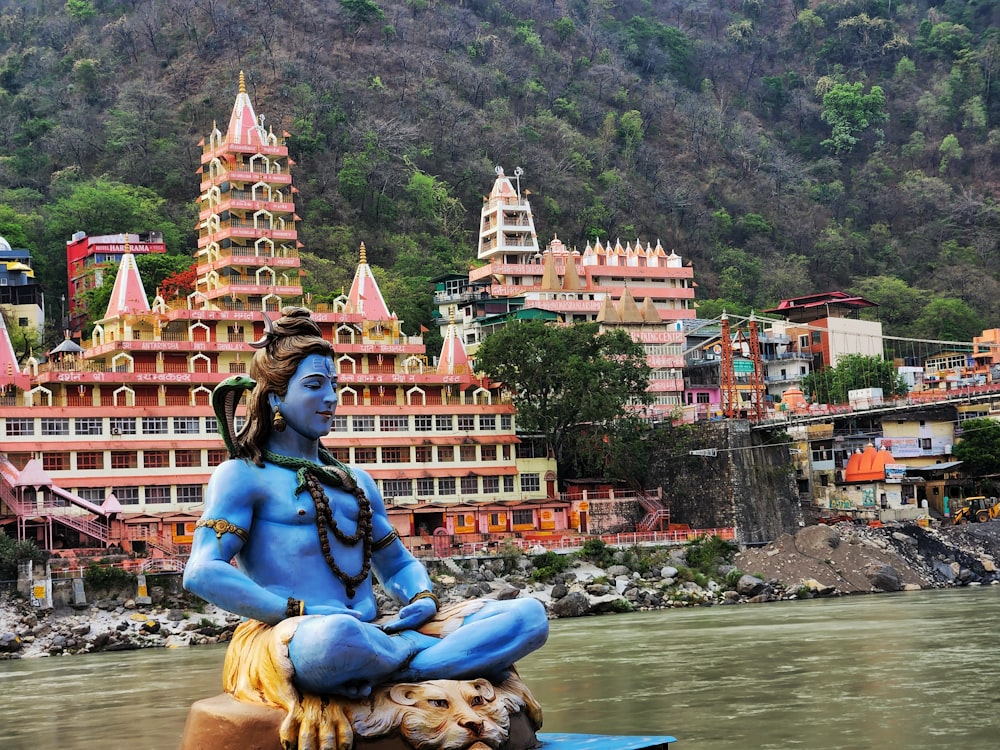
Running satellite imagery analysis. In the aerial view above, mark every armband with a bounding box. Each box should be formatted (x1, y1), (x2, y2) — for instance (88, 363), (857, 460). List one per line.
(373, 530), (399, 551)
(196, 518), (249, 543)
(285, 597), (305, 618)
(408, 590), (440, 609)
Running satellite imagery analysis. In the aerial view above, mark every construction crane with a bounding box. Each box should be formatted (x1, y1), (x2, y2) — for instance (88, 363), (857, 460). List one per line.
(719, 313), (766, 420)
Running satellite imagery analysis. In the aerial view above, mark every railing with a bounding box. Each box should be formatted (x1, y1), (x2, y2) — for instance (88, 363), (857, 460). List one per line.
(141, 558), (185, 573)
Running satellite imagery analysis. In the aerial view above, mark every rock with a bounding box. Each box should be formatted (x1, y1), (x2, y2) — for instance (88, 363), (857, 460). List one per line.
(49, 635), (67, 654)
(166, 609), (186, 622)
(606, 565), (631, 577)
(736, 574), (767, 597)
(495, 585), (522, 601)
(613, 576), (630, 594)
(140, 619), (161, 634)
(0, 632), (22, 653)
(585, 582), (610, 596)
(71, 624), (91, 636)
(892, 532), (917, 546)
(800, 578), (836, 597)
(660, 566), (678, 579)
(548, 591), (590, 618)
(933, 560), (956, 581)
(796, 524), (840, 553)
(550, 582), (568, 600)
(864, 562), (902, 592)
(33, 623), (52, 637)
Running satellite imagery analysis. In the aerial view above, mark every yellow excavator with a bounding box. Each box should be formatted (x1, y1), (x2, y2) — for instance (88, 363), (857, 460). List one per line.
(952, 496), (1000, 524)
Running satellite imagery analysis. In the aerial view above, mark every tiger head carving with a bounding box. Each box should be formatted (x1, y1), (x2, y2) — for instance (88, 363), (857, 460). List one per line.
(349, 678), (512, 750)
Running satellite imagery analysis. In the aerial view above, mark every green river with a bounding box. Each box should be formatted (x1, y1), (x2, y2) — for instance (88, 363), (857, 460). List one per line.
(1, 586), (997, 749)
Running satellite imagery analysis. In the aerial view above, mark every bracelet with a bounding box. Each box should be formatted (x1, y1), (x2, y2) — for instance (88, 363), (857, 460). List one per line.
(285, 597), (305, 618)
(408, 590), (440, 609)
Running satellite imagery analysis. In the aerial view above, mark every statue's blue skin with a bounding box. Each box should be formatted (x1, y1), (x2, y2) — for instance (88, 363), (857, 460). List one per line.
(183, 354), (548, 698)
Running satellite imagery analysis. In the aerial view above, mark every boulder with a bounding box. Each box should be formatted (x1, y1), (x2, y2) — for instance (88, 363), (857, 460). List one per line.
(736, 574), (767, 597)
(864, 562), (902, 592)
(0, 632), (22, 653)
(795, 524), (840, 554)
(548, 591), (590, 618)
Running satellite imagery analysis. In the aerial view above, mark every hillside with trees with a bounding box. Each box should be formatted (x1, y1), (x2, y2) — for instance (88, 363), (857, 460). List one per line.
(0, 0), (998, 345)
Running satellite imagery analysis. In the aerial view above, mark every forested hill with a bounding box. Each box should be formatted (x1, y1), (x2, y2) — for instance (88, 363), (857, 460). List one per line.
(1, 0), (999, 342)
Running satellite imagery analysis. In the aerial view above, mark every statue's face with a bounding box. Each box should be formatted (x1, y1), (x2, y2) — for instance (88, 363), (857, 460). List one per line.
(277, 353), (338, 439)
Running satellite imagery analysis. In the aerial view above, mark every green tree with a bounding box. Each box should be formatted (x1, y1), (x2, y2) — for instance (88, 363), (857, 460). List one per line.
(40, 179), (186, 304)
(850, 276), (925, 336)
(819, 82), (888, 155)
(0, 529), (45, 581)
(952, 418), (1000, 478)
(801, 354), (906, 405)
(135, 253), (198, 300)
(912, 297), (982, 342)
(341, 0), (385, 27)
(938, 133), (963, 174)
(564, 415), (653, 486)
(0, 307), (42, 360)
(474, 321), (651, 477)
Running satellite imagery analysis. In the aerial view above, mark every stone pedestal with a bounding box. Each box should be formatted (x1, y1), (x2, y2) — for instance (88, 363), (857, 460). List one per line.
(179, 693), (541, 750)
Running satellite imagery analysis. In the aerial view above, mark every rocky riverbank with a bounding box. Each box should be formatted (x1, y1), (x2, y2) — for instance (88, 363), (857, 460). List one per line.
(2, 520), (999, 659)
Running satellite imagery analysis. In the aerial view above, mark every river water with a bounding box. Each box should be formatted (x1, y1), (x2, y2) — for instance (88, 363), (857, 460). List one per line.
(1, 587), (998, 749)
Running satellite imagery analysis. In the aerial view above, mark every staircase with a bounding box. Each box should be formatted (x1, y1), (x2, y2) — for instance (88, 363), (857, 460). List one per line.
(637, 491), (670, 533)
(0, 457), (109, 546)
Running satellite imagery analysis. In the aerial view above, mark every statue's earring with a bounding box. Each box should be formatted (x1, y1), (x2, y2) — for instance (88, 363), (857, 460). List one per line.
(273, 406), (286, 432)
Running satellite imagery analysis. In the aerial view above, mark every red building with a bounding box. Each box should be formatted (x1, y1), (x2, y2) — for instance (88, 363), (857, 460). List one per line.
(66, 231), (166, 332)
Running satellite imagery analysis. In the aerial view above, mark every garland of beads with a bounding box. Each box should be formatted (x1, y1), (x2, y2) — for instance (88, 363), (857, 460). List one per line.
(264, 449), (373, 598)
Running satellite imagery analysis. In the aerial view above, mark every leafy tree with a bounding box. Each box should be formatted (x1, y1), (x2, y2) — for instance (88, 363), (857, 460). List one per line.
(39, 179), (187, 303)
(341, 0), (385, 27)
(474, 321), (651, 478)
(850, 275), (925, 336)
(135, 254), (197, 300)
(0, 530), (45, 581)
(157, 262), (198, 301)
(952, 418), (1000, 478)
(564, 415), (652, 487)
(938, 133), (963, 174)
(801, 354), (907, 405)
(912, 297), (983, 342)
(819, 81), (888, 155)
(0, 205), (33, 249)
(0, 307), (42, 360)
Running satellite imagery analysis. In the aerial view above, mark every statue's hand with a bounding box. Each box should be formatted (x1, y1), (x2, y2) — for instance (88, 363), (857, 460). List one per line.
(379, 597), (437, 634)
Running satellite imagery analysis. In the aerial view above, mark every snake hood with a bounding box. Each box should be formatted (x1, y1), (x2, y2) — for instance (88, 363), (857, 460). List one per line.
(212, 374), (257, 458)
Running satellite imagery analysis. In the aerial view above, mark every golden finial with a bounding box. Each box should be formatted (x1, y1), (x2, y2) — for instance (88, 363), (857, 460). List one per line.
(239, 71), (246, 94)
(124, 234), (130, 254)
(359, 242), (367, 264)
(449, 305), (456, 325)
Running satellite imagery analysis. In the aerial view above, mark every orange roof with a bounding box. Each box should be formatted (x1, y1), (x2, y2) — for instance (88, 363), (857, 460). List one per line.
(844, 444), (897, 482)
